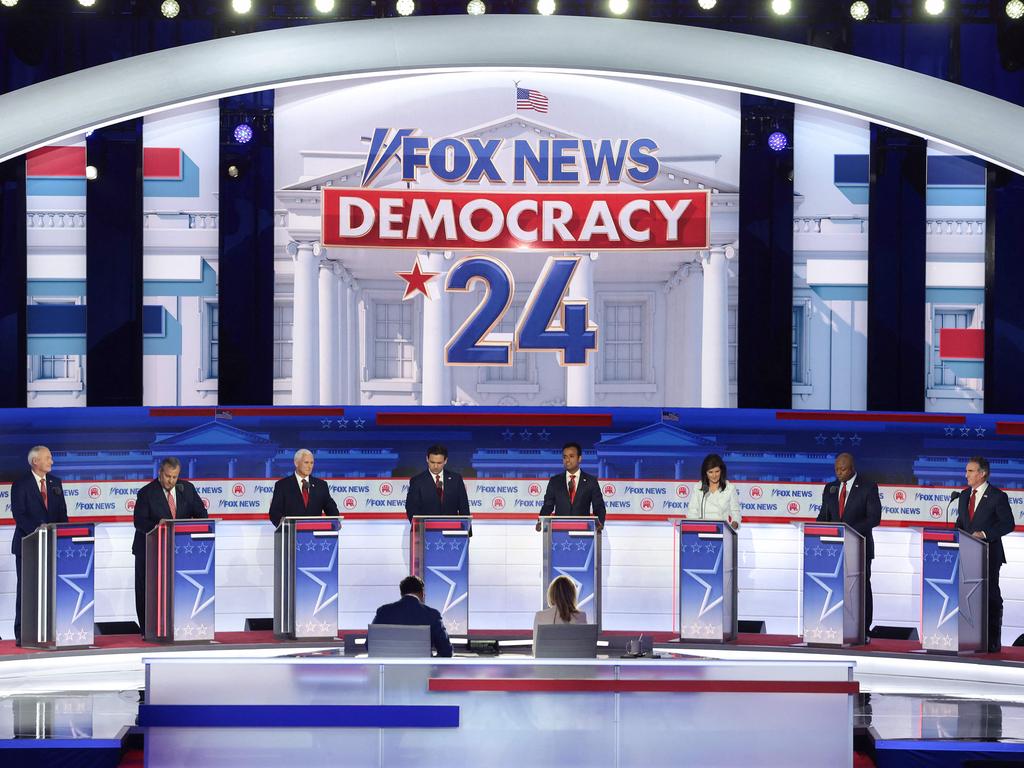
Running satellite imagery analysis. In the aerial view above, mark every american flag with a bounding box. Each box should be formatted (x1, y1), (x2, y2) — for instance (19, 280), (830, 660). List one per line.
(516, 86), (549, 114)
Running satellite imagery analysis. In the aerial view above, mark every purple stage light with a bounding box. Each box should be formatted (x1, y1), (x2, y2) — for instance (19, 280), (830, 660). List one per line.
(767, 131), (789, 151)
(233, 123), (254, 144)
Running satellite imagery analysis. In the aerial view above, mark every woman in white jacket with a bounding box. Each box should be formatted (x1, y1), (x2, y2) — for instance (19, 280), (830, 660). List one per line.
(691, 453), (741, 530)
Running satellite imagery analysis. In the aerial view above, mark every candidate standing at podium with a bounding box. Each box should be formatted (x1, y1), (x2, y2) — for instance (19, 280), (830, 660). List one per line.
(957, 456), (1015, 653)
(690, 453), (741, 530)
(817, 452), (881, 634)
(535, 442), (606, 532)
(133, 456), (208, 632)
(11, 446), (68, 645)
(405, 444), (471, 530)
(268, 448), (340, 527)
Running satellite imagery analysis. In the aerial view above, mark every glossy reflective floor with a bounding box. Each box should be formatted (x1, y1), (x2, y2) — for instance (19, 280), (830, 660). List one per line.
(0, 691), (139, 741)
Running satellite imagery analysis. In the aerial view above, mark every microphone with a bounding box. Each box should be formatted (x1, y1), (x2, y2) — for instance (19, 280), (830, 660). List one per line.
(946, 490), (962, 526)
(700, 488), (707, 520)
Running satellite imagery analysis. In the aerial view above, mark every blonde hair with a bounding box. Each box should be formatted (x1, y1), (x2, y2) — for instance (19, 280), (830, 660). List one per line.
(547, 576), (579, 623)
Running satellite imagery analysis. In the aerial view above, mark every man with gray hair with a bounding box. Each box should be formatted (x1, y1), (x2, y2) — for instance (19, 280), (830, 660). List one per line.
(11, 446), (68, 644)
(269, 448), (339, 527)
(132, 456), (208, 633)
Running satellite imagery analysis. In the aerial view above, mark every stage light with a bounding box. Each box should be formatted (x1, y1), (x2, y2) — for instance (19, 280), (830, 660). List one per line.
(767, 131), (789, 151)
(78, 0), (96, 7)
(608, 0), (629, 14)
(231, 0), (252, 13)
(85, 165), (98, 181)
(537, 0), (555, 14)
(161, 0), (180, 17)
(314, 0), (334, 12)
(1, 0), (19, 7)
(770, 0), (792, 16)
(923, 0), (944, 15)
(850, 1), (869, 20)
(227, 165), (240, 178)
(1008, 1), (1024, 20)
(698, 0), (717, 9)
(467, 0), (485, 14)
(233, 123), (254, 144)
(396, 0), (414, 15)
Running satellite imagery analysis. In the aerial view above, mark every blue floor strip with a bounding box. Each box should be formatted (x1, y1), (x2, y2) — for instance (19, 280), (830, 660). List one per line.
(138, 704), (460, 728)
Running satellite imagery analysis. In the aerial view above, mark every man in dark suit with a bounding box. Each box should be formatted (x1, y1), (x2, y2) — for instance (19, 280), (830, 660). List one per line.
(957, 456), (1015, 653)
(405, 444), (471, 527)
(817, 452), (882, 636)
(133, 456), (208, 632)
(268, 448), (340, 527)
(11, 445), (68, 644)
(535, 442), (606, 532)
(371, 575), (452, 657)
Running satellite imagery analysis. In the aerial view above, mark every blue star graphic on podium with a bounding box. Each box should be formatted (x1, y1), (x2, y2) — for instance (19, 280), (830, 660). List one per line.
(297, 538), (340, 618)
(682, 541), (724, 619)
(804, 539), (845, 638)
(924, 551), (960, 629)
(549, 531), (596, 611)
(56, 538), (96, 641)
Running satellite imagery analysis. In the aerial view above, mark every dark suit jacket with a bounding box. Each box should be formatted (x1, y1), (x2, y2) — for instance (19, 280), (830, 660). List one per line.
(956, 484), (1015, 566)
(11, 472), (69, 555)
(132, 479), (208, 556)
(817, 476), (882, 560)
(268, 474), (339, 527)
(372, 594), (453, 657)
(405, 469), (470, 523)
(539, 470), (606, 525)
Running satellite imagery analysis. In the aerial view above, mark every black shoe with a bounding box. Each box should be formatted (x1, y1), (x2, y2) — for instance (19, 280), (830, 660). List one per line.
(989, 644), (1001, 654)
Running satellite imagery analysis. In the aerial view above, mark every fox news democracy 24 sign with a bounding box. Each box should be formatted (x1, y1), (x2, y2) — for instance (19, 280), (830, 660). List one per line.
(321, 130), (710, 367)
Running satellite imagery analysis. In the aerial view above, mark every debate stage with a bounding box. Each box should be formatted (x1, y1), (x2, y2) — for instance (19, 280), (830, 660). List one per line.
(2, 630), (1024, 768)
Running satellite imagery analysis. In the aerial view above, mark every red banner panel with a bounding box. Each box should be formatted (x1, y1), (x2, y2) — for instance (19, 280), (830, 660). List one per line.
(322, 189), (710, 251)
(939, 328), (984, 360)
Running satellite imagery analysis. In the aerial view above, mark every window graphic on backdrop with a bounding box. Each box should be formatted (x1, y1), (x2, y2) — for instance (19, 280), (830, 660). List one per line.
(275, 72), (741, 408)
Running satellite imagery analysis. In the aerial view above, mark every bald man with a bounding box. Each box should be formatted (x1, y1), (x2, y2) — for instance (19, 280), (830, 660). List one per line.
(817, 453), (882, 636)
(268, 449), (339, 527)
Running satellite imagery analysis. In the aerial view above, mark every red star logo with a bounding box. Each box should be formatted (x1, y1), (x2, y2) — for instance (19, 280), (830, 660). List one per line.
(395, 259), (439, 300)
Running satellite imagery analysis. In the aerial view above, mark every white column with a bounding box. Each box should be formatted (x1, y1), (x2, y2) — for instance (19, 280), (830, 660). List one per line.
(682, 263), (704, 406)
(345, 278), (360, 405)
(318, 260), (340, 405)
(700, 246), (731, 408)
(287, 240), (321, 405)
(566, 251), (597, 407)
(335, 266), (349, 405)
(419, 250), (451, 406)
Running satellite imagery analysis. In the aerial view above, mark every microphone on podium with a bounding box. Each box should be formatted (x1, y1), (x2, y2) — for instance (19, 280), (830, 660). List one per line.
(946, 490), (961, 525)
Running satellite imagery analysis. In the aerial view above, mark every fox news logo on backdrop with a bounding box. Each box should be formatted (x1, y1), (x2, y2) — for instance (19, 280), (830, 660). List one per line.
(322, 128), (710, 251)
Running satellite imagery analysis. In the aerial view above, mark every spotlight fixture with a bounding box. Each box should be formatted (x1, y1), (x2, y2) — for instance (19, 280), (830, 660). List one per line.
(467, 0), (485, 13)
(767, 131), (789, 151)
(314, 0), (334, 12)
(85, 165), (99, 181)
(227, 165), (240, 178)
(78, 0), (96, 6)
(161, 0), (180, 17)
(770, 0), (792, 16)
(923, 0), (944, 15)
(231, 0), (252, 13)
(1008, 0), (1024, 20)
(608, 0), (629, 14)
(233, 123), (254, 144)
(850, 1), (869, 20)
(396, 0), (414, 15)
(1, 0), (19, 7)
(537, 0), (555, 14)
(698, 0), (717, 9)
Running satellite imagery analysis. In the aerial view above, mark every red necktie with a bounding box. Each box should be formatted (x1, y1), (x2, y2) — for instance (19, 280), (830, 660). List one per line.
(302, 478), (310, 509)
(167, 489), (177, 519)
(838, 482), (846, 520)
(568, 474), (577, 504)
(435, 474), (443, 503)
(40, 477), (48, 511)
(969, 489), (976, 522)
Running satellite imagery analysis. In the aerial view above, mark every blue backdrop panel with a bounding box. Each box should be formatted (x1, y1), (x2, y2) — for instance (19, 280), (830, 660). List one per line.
(218, 92), (274, 406)
(0, 156), (26, 408)
(738, 95), (794, 409)
(86, 119), (144, 406)
(867, 126), (927, 412)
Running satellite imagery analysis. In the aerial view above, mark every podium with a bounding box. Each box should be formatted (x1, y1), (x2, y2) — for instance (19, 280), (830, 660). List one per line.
(145, 519), (216, 643)
(541, 516), (601, 630)
(274, 516), (341, 640)
(21, 523), (96, 650)
(677, 521), (737, 642)
(411, 516), (471, 636)
(921, 528), (988, 654)
(802, 523), (866, 647)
